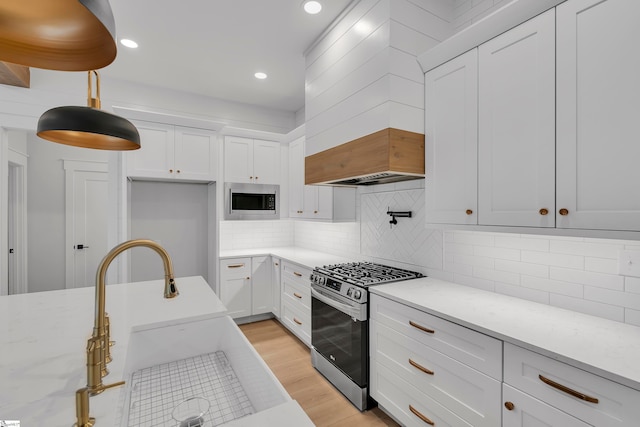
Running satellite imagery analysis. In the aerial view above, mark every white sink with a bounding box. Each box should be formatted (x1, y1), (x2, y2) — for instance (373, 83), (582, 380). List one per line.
(119, 315), (290, 426)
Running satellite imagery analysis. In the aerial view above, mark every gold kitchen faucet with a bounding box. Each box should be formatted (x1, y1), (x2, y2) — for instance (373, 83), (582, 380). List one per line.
(75, 239), (178, 426)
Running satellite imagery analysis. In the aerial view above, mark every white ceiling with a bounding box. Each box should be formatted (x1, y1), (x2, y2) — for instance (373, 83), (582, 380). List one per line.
(100, 0), (354, 113)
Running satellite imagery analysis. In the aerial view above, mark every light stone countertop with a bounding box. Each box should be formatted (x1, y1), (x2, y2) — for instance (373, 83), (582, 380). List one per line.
(220, 246), (355, 269)
(0, 276), (313, 426)
(371, 277), (640, 391)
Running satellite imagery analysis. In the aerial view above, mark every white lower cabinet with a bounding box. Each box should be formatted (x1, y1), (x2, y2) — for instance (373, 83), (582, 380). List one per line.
(503, 343), (640, 427)
(279, 261), (312, 347)
(370, 294), (502, 427)
(220, 256), (273, 319)
(251, 256), (272, 316)
(271, 257), (281, 318)
(219, 258), (252, 318)
(503, 384), (589, 427)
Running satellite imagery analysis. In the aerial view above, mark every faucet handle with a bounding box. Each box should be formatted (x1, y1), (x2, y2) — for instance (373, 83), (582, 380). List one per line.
(75, 381), (125, 427)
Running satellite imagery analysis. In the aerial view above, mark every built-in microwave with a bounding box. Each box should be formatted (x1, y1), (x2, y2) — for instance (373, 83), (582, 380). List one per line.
(224, 182), (279, 220)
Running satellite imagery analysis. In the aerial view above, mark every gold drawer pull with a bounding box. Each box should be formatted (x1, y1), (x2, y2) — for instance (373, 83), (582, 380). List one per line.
(539, 208), (549, 215)
(409, 405), (434, 425)
(293, 292), (302, 299)
(227, 263), (244, 268)
(409, 320), (435, 334)
(538, 375), (599, 404)
(465, 209), (473, 215)
(504, 401), (515, 411)
(275, 262), (279, 266)
(559, 208), (569, 216)
(294, 272), (303, 277)
(409, 358), (434, 375)
(293, 317), (302, 325)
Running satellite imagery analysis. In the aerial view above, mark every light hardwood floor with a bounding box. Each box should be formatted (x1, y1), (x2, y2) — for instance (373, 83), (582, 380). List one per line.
(239, 319), (400, 427)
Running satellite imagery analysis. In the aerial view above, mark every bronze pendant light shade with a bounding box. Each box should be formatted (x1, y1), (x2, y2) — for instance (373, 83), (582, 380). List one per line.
(0, 0), (117, 71)
(37, 71), (140, 150)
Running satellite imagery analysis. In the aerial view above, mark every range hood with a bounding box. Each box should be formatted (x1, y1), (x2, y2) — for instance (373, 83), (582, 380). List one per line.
(305, 128), (425, 186)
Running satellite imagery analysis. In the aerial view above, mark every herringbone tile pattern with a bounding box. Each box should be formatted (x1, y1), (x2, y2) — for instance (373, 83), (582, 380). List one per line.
(361, 189), (442, 269)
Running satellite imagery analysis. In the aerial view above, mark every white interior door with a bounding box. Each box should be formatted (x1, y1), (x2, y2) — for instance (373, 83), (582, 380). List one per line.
(6, 149), (28, 295)
(65, 161), (109, 288)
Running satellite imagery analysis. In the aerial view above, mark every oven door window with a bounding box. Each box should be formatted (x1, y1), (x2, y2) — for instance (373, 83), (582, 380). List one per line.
(312, 297), (368, 387)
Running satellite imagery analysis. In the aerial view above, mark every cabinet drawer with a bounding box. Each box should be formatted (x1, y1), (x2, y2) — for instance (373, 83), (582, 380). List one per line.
(370, 294), (502, 380)
(282, 278), (310, 311)
(281, 300), (311, 347)
(220, 258), (251, 279)
(371, 320), (501, 427)
(504, 343), (640, 426)
(371, 362), (472, 427)
(282, 261), (311, 285)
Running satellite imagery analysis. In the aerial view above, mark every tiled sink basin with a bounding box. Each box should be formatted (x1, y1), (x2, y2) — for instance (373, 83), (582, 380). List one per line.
(119, 316), (290, 426)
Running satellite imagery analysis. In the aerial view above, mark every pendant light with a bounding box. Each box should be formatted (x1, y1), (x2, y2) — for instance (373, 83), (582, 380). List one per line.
(37, 71), (140, 150)
(0, 0), (117, 71)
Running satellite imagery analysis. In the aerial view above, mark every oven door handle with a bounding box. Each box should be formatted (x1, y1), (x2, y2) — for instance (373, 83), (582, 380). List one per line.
(311, 287), (365, 321)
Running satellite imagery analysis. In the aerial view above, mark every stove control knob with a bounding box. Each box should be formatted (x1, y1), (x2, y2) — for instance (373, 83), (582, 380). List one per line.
(353, 290), (362, 300)
(347, 288), (353, 297)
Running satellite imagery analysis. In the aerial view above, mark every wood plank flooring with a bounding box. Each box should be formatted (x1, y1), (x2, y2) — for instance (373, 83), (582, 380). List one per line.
(239, 319), (400, 427)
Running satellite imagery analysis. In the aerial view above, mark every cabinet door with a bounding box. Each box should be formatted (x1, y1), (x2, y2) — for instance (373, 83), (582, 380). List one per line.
(251, 256), (272, 315)
(220, 258), (252, 318)
(478, 9), (555, 227)
(271, 257), (281, 318)
(556, 0), (640, 231)
(224, 136), (254, 183)
(253, 140), (280, 184)
(174, 126), (217, 181)
(127, 121), (175, 179)
(503, 384), (589, 427)
(425, 49), (478, 225)
(288, 137), (305, 217)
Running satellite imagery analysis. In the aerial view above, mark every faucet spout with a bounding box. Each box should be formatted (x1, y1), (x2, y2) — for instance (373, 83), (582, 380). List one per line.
(87, 239), (178, 393)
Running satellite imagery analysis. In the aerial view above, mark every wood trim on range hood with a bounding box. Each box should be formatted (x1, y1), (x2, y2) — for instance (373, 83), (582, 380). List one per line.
(305, 128), (425, 186)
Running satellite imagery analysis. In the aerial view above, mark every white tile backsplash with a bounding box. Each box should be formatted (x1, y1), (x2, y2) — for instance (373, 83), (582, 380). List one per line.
(219, 220), (294, 250)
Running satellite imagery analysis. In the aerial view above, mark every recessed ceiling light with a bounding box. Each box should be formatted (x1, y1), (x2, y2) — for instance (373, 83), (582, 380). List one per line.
(303, 1), (322, 15)
(254, 72), (267, 80)
(120, 39), (138, 49)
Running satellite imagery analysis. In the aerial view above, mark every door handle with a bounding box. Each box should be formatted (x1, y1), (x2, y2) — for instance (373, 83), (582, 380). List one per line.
(75, 244), (90, 250)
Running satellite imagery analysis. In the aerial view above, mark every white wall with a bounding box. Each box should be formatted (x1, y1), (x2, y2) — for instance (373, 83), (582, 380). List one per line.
(304, 0), (454, 156)
(129, 181), (210, 282)
(24, 132), (108, 293)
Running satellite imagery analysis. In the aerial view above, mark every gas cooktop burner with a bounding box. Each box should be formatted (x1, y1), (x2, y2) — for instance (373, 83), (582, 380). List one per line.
(314, 261), (424, 287)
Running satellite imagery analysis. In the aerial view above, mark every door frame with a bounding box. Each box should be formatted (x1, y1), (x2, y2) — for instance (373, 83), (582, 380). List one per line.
(64, 160), (108, 288)
(7, 149), (28, 294)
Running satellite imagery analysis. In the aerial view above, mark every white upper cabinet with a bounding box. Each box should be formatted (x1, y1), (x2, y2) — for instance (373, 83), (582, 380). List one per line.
(425, 49), (478, 225)
(127, 120), (217, 182)
(224, 136), (280, 185)
(289, 136), (355, 221)
(556, 0), (640, 231)
(478, 9), (556, 227)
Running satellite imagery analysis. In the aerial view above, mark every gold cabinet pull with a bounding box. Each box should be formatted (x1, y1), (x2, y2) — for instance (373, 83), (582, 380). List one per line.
(559, 208), (569, 216)
(465, 209), (473, 215)
(246, 277), (250, 280)
(504, 401), (515, 411)
(275, 262), (279, 266)
(255, 176), (258, 180)
(539, 208), (549, 215)
(250, 176), (253, 180)
(314, 210), (318, 214)
(409, 405), (435, 425)
(169, 169), (173, 173)
(293, 317), (302, 325)
(294, 272), (303, 277)
(293, 292), (302, 299)
(176, 169), (181, 174)
(409, 358), (434, 375)
(409, 320), (435, 334)
(538, 375), (599, 403)
(227, 264), (244, 268)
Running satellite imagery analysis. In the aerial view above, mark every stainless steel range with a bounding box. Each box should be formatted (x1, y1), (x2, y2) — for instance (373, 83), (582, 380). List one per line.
(309, 262), (423, 411)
